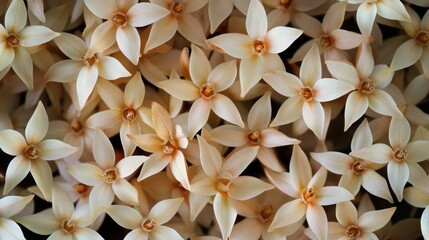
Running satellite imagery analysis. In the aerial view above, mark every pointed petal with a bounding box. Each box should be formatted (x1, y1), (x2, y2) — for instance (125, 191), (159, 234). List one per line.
(362, 169), (394, 203)
(156, 79), (199, 101)
(339, 171), (361, 196)
(331, 29), (363, 49)
(325, 60), (360, 87)
(170, 151), (190, 190)
(368, 90), (403, 118)
(406, 162), (429, 190)
(322, 2), (346, 32)
(336, 201), (358, 227)
(187, 98), (211, 138)
(313, 78), (354, 102)
(0, 194), (33, 218)
(404, 186), (429, 207)
(405, 140), (429, 162)
(15, 213), (59, 235)
(76, 66), (98, 109)
(264, 168), (298, 197)
(371, 64), (394, 89)
(317, 186), (354, 205)
(266, 26), (302, 54)
(0, 41), (15, 72)
(97, 56), (131, 80)
(300, 44), (321, 86)
(209, 125), (247, 147)
(19, 26), (59, 47)
(208, 60), (237, 92)
(358, 207), (396, 232)
(177, 13), (208, 48)
(230, 218), (263, 240)
(53, 32), (87, 60)
(127, 2), (170, 27)
(30, 159), (53, 199)
(127, 133), (163, 153)
(0, 218), (26, 239)
(89, 21), (116, 53)
(26, 101), (48, 144)
(344, 92), (368, 131)
(390, 39), (422, 72)
(93, 129), (115, 169)
(229, 176), (273, 200)
(207, 33), (252, 59)
(116, 156), (147, 178)
(83, 0), (116, 19)
(212, 94), (244, 127)
(404, 74), (429, 105)
(149, 197), (183, 224)
(66, 163), (104, 186)
(45, 60), (82, 83)
(150, 225), (183, 240)
(357, 2), (377, 35)
(223, 146), (259, 178)
(0, 129), (26, 155)
(307, 204), (328, 240)
(377, 0), (410, 22)
(208, 0), (233, 33)
(350, 143), (392, 164)
(190, 44), (211, 86)
(37, 139), (77, 160)
(117, 26), (140, 65)
(261, 128), (299, 147)
(144, 16), (178, 53)
(389, 117), (410, 148)
(270, 97), (302, 126)
(303, 101), (325, 140)
(138, 153), (170, 181)
(351, 118), (373, 151)
(105, 205), (142, 229)
(52, 184), (74, 219)
(246, 0), (267, 39)
(247, 92), (271, 130)
(213, 193), (237, 240)
(96, 79), (124, 110)
(293, 13), (323, 39)
(190, 177), (217, 196)
(387, 161), (409, 202)
(5, 0), (27, 32)
(290, 144), (312, 190)
(11, 47), (33, 89)
(262, 70), (302, 97)
(197, 135), (222, 177)
(422, 207), (429, 240)
(240, 55), (263, 97)
(310, 152), (352, 174)
(3, 156), (31, 195)
(112, 178), (139, 205)
(89, 183), (114, 219)
(268, 199), (306, 232)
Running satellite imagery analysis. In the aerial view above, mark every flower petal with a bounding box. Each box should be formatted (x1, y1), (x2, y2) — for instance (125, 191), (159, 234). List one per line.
(197, 135), (222, 177)
(30, 159), (53, 200)
(187, 98), (211, 138)
(0, 218), (27, 239)
(213, 192), (237, 240)
(26, 101), (48, 144)
(11, 46), (33, 89)
(76, 65), (98, 109)
(156, 79), (199, 101)
(351, 118), (373, 151)
(300, 44), (321, 86)
(209, 125), (247, 147)
(377, 0), (410, 22)
(66, 163), (104, 186)
(149, 197), (183, 224)
(331, 29), (363, 50)
(150, 225), (183, 240)
(302, 101), (325, 140)
(89, 183), (114, 219)
(5, 0), (27, 32)
(170, 150), (190, 190)
(390, 39), (422, 72)
(208, 0), (233, 33)
(290, 144), (312, 190)
(266, 26), (303, 54)
(358, 207), (396, 232)
(239, 55), (263, 97)
(0, 194), (33, 219)
(229, 176), (273, 200)
(105, 205), (142, 229)
(362, 169), (394, 203)
(116, 155), (147, 178)
(422, 207), (429, 240)
(0, 41), (15, 72)
(189, 44), (211, 87)
(368, 89), (403, 118)
(144, 16), (178, 53)
(19, 26), (59, 47)
(306, 204), (328, 240)
(310, 152), (352, 174)
(45, 60), (82, 83)
(37, 139), (77, 160)
(325, 60), (360, 87)
(177, 13), (208, 48)
(112, 178), (139, 205)
(97, 56), (131, 80)
(350, 143), (392, 164)
(313, 78), (355, 102)
(127, 2), (170, 27)
(261, 128), (300, 147)
(246, 0), (267, 39)
(317, 186), (354, 205)
(117, 26), (140, 65)
(270, 97), (303, 126)
(89, 21), (116, 53)
(344, 92), (368, 131)
(356, 2), (377, 35)
(268, 199), (306, 232)
(223, 146), (259, 178)
(336, 201), (358, 227)
(93, 129), (115, 169)
(387, 161), (409, 202)
(208, 60), (237, 92)
(52, 184), (74, 220)
(388, 117), (410, 149)
(0, 129), (26, 155)
(211, 94), (244, 127)
(207, 33), (252, 59)
(138, 152), (170, 181)
(15, 213), (59, 235)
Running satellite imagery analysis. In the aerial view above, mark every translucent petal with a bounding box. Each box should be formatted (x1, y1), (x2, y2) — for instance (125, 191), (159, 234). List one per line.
(5, 0), (27, 32)
(138, 152), (170, 181)
(268, 199), (306, 232)
(0, 195), (33, 219)
(270, 97), (303, 126)
(197, 135), (222, 177)
(26, 101), (48, 144)
(105, 205), (142, 229)
(177, 13), (208, 48)
(405, 140), (429, 162)
(127, 2), (170, 27)
(211, 94), (244, 127)
(213, 193), (237, 240)
(358, 207), (396, 232)
(0, 218), (26, 240)
(149, 197), (183, 224)
(246, 0), (267, 39)
(93, 129), (115, 169)
(387, 161), (409, 202)
(356, 2), (377, 35)
(37, 139), (77, 160)
(156, 79), (199, 101)
(208, 0), (233, 33)
(266, 26), (303, 54)
(97, 56), (131, 80)
(45, 60), (83, 83)
(30, 159), (53, 200)
(390, 39), (422, 72)
(377, 0), (410, 22)
(19, 26), (59, 47)
(0, 129), (26, 155)
(229, 176), (273, 200)
(351, 118), (373, 151)
(190, 44), (211, 87)
(362, 169), (394, 203)
(116, 156), (147, 178)
(322, 2), (347, 33)
(239, 55), (263, 97)
(117, 26), (140, 65)
(112, 178), (139, 205)
(350, 143), (392, 164)
(306, 204), (328, 240)
(66, 163), (104, 186)
(150, 225), (183, 240)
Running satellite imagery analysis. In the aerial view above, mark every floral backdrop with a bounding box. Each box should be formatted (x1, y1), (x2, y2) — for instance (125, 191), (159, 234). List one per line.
(0, 0), (428, 239)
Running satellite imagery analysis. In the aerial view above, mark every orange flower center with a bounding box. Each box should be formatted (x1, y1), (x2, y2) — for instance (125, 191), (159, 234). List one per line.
(253, 40), (267, 54)
(73, 183), (89, 195)
(346, 225), (361, 239)
(301, 187), (315, 204)
(359, 80), (374, 95)
(111, 12), (127, 27)
(62, 219), (75, 234)
(103, 169), (117, 183)
(318, 36), (333, 50)
(416, 31), (429, 46)
(258, 204), (274, 222)
(170, 1), (185, 16)
(83, 53), (100, 66)
(200, 83), (216, 99)
(142, 218), (156, 232)
(163, 141), (177, 155)
(393, 148), (407, 162)
(122, 108), (137, 122)
(71, 118), (83, 135)
(352, 160), (365, 175)
(247, 131), (261, 145)
(25, 145), (40, 160)
(216, 177), (231, 194)
(6, 33), (19, 47)
(300, 87), (313, 101)
(279, 0), (293, 9)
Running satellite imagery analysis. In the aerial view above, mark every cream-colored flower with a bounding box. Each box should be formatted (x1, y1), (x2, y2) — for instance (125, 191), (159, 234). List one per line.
(0, 0), (59, 89)
(266, 144), (354, 240)
(265, 44), (355, 139)
(404, 181), (429, 239)
(156, 44), (244, 138)
(0, 194), (33, 240)
(208, 0), (303, 97)
(67, 129), (147, 219)
(0, 102), (77, 199)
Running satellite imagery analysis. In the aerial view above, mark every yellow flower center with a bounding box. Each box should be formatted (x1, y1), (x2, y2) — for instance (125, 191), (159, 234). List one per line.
(111, 12), (127, 27)
(200, 83), (216, 99)
(142, 218), (156, 232)
(25, 145), (41, 160)
(103, 169), (117, 183)
(300, 87), (313, 101)
(253, 40), (267, 54)
(163, 141), (177, 155)
(83, 53), (100, 66)
(258, 204), (274, 222)
(393, 148), (407, 162)
(346, 225), (361, 240)
(318, 36), (333, 50)
(71, 118), (83, 135)
(170, 1), (185, 16)
(122, 108), (137, 122)
(6, 33), (20, 47)
(352, 160), (365, 175)
(247, 131), (261, 145)
(216, 177), (231, 194)
(359, 79), (374, 95)
(301, 187), (315, 204)
(62, 219), (75, 234)
(416, 31), (429, 46)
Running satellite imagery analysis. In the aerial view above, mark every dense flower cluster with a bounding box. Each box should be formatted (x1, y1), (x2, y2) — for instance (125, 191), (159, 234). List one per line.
(0, 0), (429, 239)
